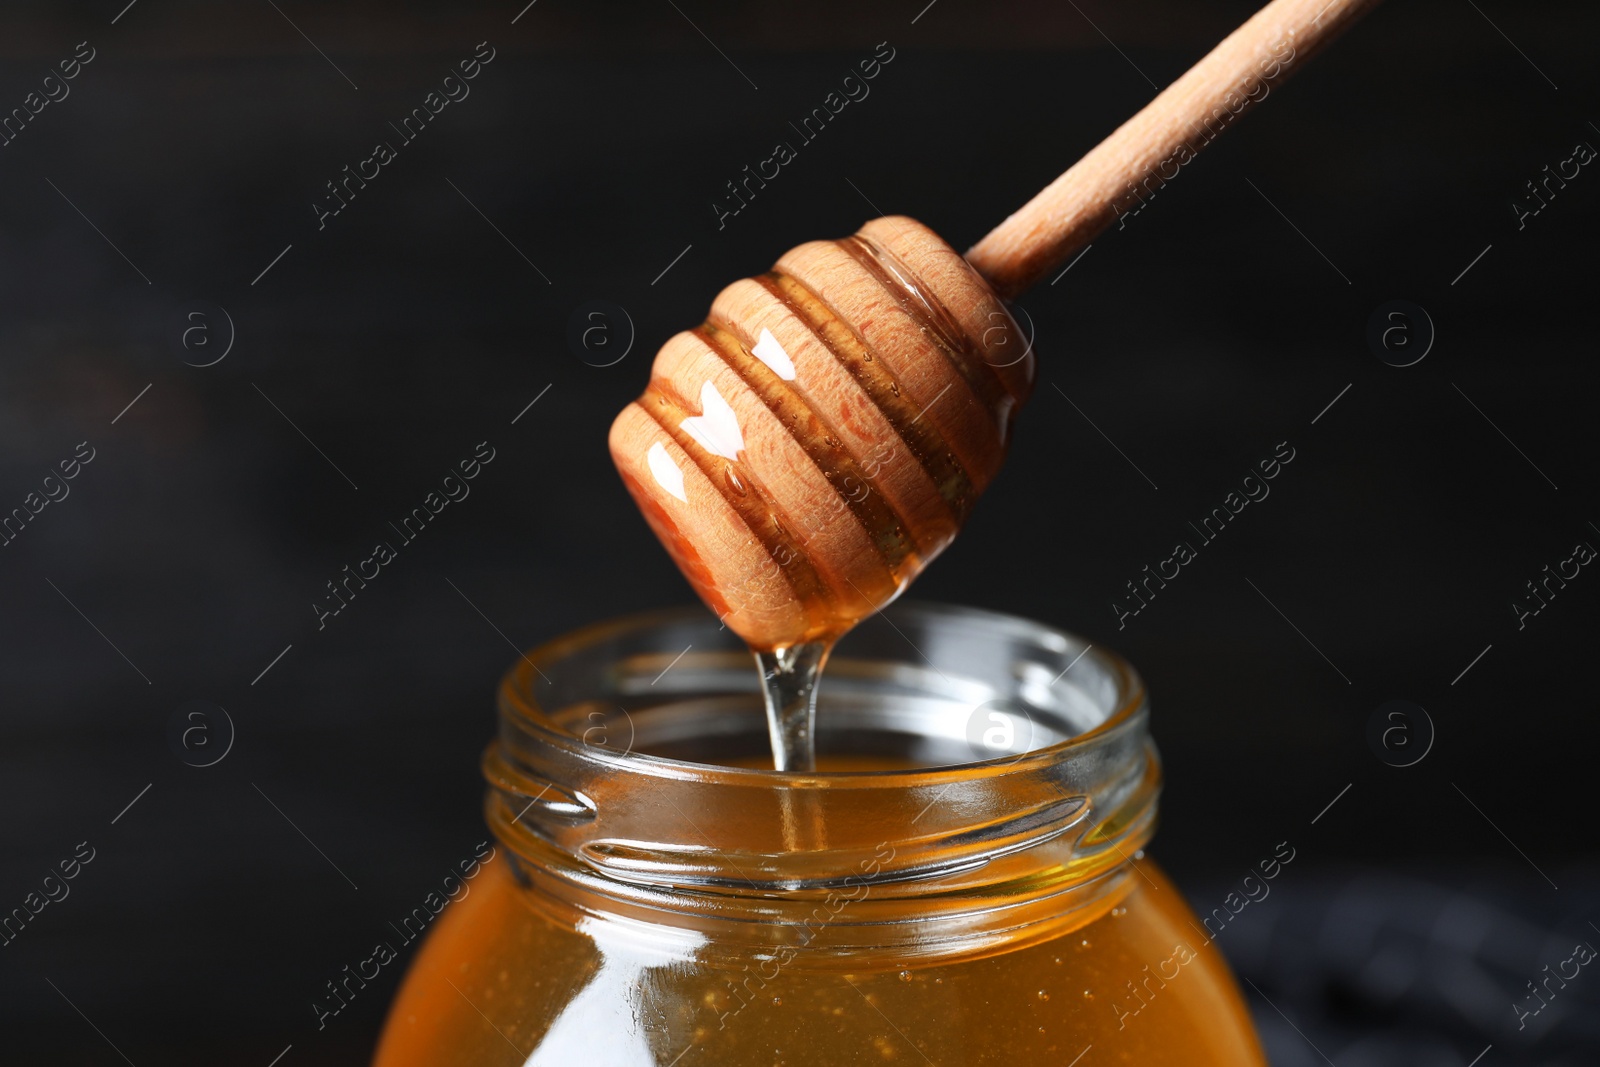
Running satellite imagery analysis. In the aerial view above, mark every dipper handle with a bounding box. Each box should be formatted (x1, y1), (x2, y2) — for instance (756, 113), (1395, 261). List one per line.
(968, 0), (1381, 297)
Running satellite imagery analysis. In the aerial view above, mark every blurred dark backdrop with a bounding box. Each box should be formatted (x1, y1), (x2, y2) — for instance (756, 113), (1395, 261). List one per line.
(1, 0), (1596, 1063)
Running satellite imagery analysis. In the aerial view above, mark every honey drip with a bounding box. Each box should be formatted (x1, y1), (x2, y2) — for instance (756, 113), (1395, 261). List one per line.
(754, 641), (831, 771)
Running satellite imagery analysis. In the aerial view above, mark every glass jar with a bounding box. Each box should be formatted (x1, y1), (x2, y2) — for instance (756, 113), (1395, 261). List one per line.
(373, 603), (1266, 1066)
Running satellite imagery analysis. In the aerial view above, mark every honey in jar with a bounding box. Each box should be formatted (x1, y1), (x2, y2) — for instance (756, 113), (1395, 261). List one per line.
(372, 604), (1267, 1065)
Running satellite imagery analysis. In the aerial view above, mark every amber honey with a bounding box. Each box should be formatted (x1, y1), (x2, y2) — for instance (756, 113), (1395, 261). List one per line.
(374, 853), (1262, 1066)
(371, 605), (1267, 1065)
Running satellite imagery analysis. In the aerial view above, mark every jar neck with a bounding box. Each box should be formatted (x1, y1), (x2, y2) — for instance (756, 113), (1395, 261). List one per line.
(484, 604), (1159, 961)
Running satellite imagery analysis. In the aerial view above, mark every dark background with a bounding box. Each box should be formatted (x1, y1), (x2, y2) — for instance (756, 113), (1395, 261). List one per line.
(2, 0), (1596, 1063)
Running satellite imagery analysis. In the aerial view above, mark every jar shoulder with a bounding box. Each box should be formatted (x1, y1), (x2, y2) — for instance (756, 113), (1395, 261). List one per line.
(374, 859), (1265, 1067)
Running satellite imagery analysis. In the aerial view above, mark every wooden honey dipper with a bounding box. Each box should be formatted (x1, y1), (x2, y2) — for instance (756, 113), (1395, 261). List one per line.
(611, 0), (1379, 745)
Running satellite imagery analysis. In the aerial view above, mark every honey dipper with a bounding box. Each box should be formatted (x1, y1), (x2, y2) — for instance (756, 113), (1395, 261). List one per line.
(610, 0), (1378, 764)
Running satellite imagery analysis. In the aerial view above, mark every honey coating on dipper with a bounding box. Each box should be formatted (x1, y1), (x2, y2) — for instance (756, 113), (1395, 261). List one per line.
(610, 216), (1035, 655)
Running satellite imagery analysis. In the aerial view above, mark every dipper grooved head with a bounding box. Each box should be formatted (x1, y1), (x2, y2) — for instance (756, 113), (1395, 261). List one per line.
(610, 216), (1034, 651)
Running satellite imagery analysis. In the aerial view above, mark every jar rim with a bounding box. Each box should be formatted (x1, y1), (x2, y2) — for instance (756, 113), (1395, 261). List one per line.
(484, 602), (1161, 956)
(497, 600), (1149, 786)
